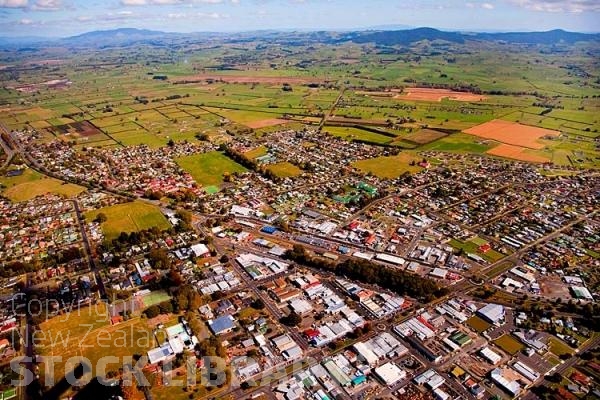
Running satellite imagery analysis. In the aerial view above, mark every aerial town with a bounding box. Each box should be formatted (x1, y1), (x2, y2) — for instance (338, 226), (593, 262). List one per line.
(0, 2), (599, 400)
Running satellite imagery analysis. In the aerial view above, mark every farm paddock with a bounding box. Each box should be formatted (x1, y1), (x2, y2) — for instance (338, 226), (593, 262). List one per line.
(464, 119), (559, 149)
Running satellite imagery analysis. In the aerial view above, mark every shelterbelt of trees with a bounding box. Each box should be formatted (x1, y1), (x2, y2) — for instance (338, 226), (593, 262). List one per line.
(286, 245), (448, 302)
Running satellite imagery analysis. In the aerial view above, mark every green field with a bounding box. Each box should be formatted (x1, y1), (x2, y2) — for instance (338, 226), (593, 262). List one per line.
(37, 304), (153, 381)
(352, 152), (423, 178)
(0, 168), (85, 202)
(548, 337), (574, 357)
(324, 126), (394, 145)
(176, 151), (248, 187)
(141, 290), (172, 308)
(448, 238), (505, 263)
(85, 201), (171, 241)
(244, 145), (268, 159)
(267, 162), (303, 178)
(493, 334), (525, 355)
(420, 133), (498, 153)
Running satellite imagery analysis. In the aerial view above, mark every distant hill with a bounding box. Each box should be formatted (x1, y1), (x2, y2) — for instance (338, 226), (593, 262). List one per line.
(346, 27), (600, 45)
(60, 28), (178, 47)
(1, 27), (598, 50)
(475, 29), (600, 45)
(346, 27), (466, 45)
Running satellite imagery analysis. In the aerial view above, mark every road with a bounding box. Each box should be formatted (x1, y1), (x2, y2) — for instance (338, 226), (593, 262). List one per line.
(72, 200), (107, 301)
(318, 88), (345, 131)
(0, 122), (15, 168)
(4, 121), (598, 400)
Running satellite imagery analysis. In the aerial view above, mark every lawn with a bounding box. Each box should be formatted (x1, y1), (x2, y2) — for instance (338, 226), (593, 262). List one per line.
(0, 169), (85, 202)
(352, 152), (423, 178)
(267, 162), (303, 178)
(448, 238), (505, 263)
(176, 151), (248, 187)
(483, 261), (515, 279)
(466, 316), (492, 333)
(85, 201), (171, 241)
(548, 337), (574, 357)
(493, 334), (525, 355)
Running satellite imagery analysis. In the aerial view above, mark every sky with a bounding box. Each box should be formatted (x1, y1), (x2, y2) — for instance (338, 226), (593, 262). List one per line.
(0, 0), (598, 37)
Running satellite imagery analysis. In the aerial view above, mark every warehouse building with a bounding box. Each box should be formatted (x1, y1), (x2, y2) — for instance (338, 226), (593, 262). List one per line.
(477, 303), (505, 325)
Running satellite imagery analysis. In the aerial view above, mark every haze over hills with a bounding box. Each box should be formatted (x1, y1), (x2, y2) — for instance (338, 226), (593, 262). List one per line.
(1, 27), (599, 49)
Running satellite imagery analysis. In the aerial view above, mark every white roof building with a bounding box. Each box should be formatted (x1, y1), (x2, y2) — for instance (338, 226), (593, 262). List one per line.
(430, 268), (448, 279)
(374, 362), (406, 386)
(353, 342), (379, 366)
(190, 243), (210, 257)
(490, 368), (522, 397)
(480, 346), (502, 365)
(477, 303), (505, 324)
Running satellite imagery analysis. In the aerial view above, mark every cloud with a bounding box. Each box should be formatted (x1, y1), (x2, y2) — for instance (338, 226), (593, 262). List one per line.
(167, 10), (227, 18)
(31, 0), (62, 10)
(76, 15), (91, 21)
(19, 17), (32, 23)
(508, 0), (600, 12)
(0, 0), (27, 8)
(120, 0), (231, 4)
(466, 1), (495, 9)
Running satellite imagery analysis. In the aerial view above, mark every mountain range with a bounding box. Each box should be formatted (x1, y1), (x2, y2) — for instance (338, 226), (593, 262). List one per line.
(0, 27), (598, 49)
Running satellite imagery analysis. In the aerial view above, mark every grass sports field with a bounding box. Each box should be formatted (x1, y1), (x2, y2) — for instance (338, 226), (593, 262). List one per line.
(176, 151), (248, 187)
(466, 316), (492, 333)
(0, 168), (85, 202)
(141, 290), (171, 308)
(244, 145), (268, 159)
(85, 201), (171, 241)
(267, 162), (303, 178)
(37, 303), (154, 381)
(493, 334), (524, 355)
(324, 126), (394, 145)
(352, 152), (423, 178)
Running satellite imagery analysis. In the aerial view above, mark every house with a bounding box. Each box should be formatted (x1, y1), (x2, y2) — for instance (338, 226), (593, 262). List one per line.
(190, 243), (210, 258)
(208, 315), (236, 335)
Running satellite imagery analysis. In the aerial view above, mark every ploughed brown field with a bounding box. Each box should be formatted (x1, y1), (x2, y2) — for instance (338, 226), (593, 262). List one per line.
(464, 119), (560, 149)
(245, 118), (289, 129)
(487, 144), (550, 163)
(396, 87), (487, 102)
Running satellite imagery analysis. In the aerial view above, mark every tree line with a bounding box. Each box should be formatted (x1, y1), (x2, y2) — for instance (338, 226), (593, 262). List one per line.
(219, 145), (283, 183)
(285, 245), (447, 302)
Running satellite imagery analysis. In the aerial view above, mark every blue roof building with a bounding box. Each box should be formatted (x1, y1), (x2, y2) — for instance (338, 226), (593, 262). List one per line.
(208, 315), (236, 335)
